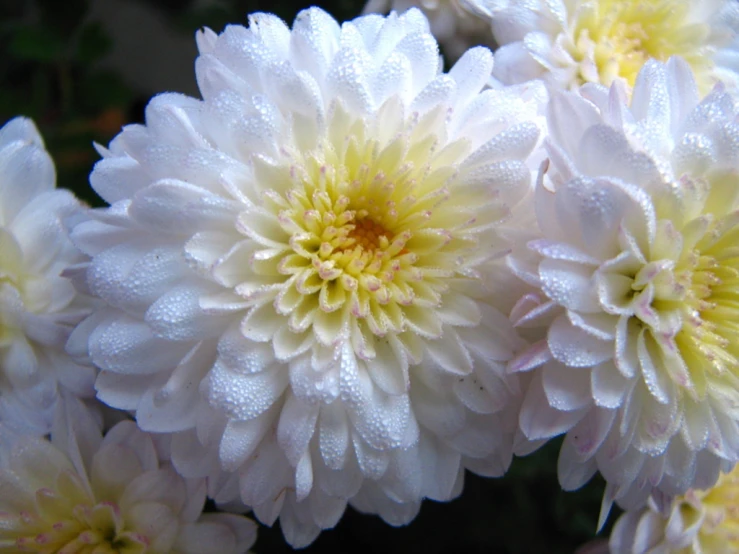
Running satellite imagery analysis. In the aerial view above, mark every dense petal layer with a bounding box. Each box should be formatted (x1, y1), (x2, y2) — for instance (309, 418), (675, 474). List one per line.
(76, 7), (544, 545)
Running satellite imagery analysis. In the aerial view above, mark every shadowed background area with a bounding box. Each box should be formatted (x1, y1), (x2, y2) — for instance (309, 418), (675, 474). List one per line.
(0, 1), (611, 551)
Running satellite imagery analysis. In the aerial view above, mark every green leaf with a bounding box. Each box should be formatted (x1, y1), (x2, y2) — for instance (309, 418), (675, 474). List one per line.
(75, 22), (112, 64)
(78, 71), (133, 110)
(36, 0), (89, 35)
(9, 25), (65, 62)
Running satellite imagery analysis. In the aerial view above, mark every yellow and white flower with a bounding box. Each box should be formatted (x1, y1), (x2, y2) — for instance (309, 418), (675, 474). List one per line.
(610, 465), (739, 553)
(0, 117), (95, 436)
(71, 8), (544, 546)
(0, 398), (257, 554)
(508, 58), (739, 526)
(480, 0), (739, 92)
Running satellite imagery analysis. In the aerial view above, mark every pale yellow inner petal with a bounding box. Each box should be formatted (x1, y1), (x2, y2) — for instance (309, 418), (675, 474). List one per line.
(0, 468), (151, 554)
(675, 465), (739, 553)
(238, 100), (491, 356)
(569, 0), (713, 88)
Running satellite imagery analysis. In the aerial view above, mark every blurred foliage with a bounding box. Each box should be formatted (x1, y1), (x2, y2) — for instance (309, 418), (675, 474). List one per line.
(0, 0), (132, 205)
(0, 0), (614, 551)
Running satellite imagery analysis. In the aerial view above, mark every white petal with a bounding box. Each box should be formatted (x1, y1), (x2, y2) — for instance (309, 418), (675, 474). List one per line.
(90, 314), (192, 374)
(565, 406), (616, 461)
(136, 344), (213, 433)
(277, 393), (319, 466)
(547, 91), (602, 161)
(366, 337), (408, 395)
(95, 371), (154, 410)
(591, 362), (632, 409)
(449, 47), (493, 108)
(0, 137), (55, 220)
(351, 434), (389, 479)
(318, 402), (350, 470)
(90, 156), (148, 204)
(294, 450), (314, 501)
(239, 438), (292, 508)
(542, 362), (591, 411)
(548, 314), (613, 368)
(636, 329), (671, 405)
(175, 521), (237, 554)
(539, 258), (600, 313)
(425, 327), (474, 375)
(557, 439), (598, 491)
(219, 410), (274, 471)
(307, 488), (346, 529)
(146, 286), (227, 341)
(206, 362), (288, 420)
(519, 371), (588, 440)
(217, 324), (275, 374)
(418, 433), (461, 501)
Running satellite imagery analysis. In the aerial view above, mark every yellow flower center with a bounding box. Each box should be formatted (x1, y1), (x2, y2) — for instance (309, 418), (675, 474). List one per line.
(269, 140), (452, 339)
(630, 175), (739, 399)
(277, 170), (420, 317)
(569, 0), (712, 88)
(675, 466), (739, 552)
(344, 216), (393, 254)
(672, 211), (739, 396)
(1, 469), (149, 554)
(238, 100), (494, 350)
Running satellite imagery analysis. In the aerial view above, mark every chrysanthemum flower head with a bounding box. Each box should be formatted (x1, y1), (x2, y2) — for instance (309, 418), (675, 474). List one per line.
(0, 398), (257, 554)
(481, 0), (739, 92)
(610, 464), (739, 553)
(508, 57), (739, 525)
(0, 117), (95, 435)
(70, 7), (544, 546)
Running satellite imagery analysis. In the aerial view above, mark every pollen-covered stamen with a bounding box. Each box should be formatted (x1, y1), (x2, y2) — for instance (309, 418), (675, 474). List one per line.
(269, 134), (444, 323)
(638, 209), (739, 396)
(241, 102), (488, 350)
(345, 216), (391, 253)
(678, 220), (739, 372)
(299, 194), (415, 314)
(570, 0), (711, 87)
(677, 466), (739, 552)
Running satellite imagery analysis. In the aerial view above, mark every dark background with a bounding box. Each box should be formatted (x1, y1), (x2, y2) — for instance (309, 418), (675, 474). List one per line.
(0, 0), (612, 551)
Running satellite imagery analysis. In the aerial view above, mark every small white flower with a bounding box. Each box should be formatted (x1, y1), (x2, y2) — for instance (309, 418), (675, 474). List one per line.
(362, 0), (495, 61)
(0, 117), (95, 435)
(481, 0), (739, 93)
(70, 7), (544, 546)
(508, 58), (739, 526)
(610, 465), (739, 553)
(0, 398), (257, 554)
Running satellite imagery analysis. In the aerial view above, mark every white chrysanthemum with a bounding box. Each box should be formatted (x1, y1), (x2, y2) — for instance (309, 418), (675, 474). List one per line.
(70, 7), (544, 547)
(0, 398), (257, 554)
(362, 0), (494, 61)
(507, 58), (739, 526)
(477, 0), (739, 92)
(610, 465), (739, 553)
(0, 117), (95, 435)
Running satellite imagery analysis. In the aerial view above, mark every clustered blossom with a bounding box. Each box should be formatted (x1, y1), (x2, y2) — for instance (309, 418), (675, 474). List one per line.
(67, 6), (548, 546)
(610, 465), (739, 553)
(481, 0), (739, 92)
(0, 398), (256, 553)
(508, 57), (739, 525)
(0, 117), (95, 436)
(3, 2), (739, 553)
